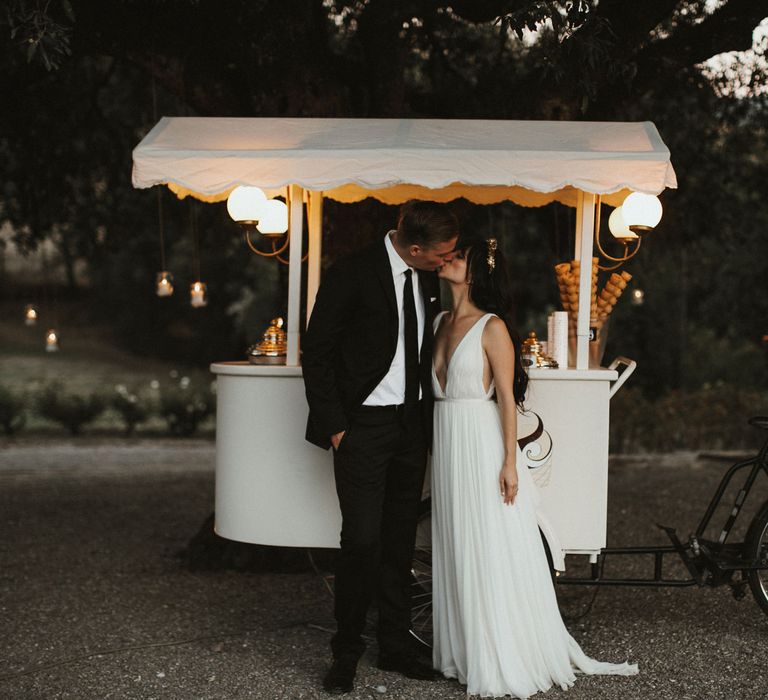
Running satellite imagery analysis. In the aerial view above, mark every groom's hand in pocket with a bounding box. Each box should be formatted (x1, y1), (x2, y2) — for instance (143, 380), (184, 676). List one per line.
(331, 430), (346, 451)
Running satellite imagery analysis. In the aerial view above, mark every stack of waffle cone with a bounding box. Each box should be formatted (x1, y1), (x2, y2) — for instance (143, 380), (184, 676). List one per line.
(596, 270), (632, 326)
(554, 259), (631, 331)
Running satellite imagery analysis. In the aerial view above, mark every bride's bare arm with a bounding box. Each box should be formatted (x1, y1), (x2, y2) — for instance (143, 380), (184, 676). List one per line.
(483, 317), (519, 505)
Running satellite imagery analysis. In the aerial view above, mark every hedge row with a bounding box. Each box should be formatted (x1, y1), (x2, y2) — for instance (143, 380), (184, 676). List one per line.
(609, 383), (768, 453)
(2, 377), (765, 451)
(0, 374), (215, 437)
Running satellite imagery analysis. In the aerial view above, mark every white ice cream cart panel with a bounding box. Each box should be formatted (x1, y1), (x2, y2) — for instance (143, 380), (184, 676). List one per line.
(212, 363), (619, 561)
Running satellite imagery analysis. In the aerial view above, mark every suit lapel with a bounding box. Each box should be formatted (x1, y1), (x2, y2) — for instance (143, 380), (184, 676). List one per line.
(372, 236), (399, 340)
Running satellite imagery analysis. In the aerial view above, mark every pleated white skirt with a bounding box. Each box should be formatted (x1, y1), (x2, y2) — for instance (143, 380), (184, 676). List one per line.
(431, 398), (638, 699)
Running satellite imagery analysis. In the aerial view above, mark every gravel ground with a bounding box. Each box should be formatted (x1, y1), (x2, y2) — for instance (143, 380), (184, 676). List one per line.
(0, 440), (767, 700)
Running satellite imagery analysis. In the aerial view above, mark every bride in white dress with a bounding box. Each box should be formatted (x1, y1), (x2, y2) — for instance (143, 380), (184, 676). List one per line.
(430, 234), (638, 698)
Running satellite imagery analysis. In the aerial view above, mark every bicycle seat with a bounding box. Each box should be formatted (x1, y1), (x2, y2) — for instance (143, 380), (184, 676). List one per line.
(748, 416), (768, 431)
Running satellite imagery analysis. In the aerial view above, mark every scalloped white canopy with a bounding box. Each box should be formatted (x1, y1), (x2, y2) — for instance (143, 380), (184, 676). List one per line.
(132, 117), (677, 208)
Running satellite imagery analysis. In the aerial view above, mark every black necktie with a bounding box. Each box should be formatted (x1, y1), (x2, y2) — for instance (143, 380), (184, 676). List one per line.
(403, 269), (419, 412)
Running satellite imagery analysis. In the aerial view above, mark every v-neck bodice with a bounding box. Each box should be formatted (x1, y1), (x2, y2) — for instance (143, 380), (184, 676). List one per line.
(432, 311), (496, 401)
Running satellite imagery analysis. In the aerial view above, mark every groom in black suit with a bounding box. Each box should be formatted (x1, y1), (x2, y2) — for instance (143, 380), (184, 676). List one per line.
(303, 201), (458, 694)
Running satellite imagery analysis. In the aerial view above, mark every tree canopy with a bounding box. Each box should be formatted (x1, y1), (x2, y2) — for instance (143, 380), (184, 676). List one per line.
(1, 0), (766, 391)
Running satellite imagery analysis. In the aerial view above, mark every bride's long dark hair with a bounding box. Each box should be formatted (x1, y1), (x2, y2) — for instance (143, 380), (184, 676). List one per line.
(458, 231), (528, 407)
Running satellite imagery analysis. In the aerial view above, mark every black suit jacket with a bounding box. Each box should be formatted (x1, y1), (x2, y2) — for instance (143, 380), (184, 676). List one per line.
(303, 236), (441, 450)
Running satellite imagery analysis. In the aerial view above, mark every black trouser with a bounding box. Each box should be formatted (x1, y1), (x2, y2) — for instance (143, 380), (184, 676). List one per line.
(331, 402), (427, 661)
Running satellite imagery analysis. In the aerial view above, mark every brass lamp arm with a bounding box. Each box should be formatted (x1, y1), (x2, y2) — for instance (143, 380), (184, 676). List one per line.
(244, 228), (291, 257)
(276, 247), (309, 265)
(595, 234), (642, 271)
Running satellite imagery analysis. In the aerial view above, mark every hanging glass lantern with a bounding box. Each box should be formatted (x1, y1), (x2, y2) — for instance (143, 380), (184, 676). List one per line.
(45, 329), (59, 352)
(190, 281), (208, 308)
(156, 271), (174, 297)
(622, 193), (663, 233)
(24, 304), (38, 326)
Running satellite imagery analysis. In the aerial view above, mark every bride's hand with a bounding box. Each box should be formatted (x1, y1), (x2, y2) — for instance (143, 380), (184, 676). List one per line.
(499, 464), (518, 505)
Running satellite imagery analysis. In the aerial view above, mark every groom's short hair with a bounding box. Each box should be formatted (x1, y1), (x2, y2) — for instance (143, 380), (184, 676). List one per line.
(397, 201), (459, 248)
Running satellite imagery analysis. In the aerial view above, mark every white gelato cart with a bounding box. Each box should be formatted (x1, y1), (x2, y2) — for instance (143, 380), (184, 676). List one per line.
(132, 117), (677, 571)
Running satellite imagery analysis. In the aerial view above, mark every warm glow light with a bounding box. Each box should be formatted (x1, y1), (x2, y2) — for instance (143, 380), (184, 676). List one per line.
(46, 329), (59, 352)
(156, 271), (174, 297)
(608, 207), (638, 240)
(227, 186), (267, 224)
(190, 281), (208, 308)
(622, 193), (662, 232)
(24, 304), (38, 326)
(631, 288), (645, 306)
(256, 199), (289, 236)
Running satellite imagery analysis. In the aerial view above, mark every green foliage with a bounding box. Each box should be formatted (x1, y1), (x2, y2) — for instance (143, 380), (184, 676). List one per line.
(35, 381), (106, 435)
(158, 372), (215, 437)
(0, 0), (764, 397)
(0, 384), (27, 435)
(110, 384), (152, 436)
(4, 0), (75, 71)
(500, 1), (593, 41)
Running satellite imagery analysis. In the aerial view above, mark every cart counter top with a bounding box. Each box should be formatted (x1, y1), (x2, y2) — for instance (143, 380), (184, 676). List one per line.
(210, 361), (619, 381)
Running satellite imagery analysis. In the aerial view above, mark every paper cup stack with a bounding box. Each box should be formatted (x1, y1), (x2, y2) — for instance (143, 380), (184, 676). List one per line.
(547, 311), (569, 368)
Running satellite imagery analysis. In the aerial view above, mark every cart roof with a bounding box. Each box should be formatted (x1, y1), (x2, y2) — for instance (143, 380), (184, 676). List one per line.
(132, 117), (677, 207)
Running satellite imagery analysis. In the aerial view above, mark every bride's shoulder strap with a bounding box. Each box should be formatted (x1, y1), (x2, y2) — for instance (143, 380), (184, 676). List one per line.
(480, 312), (497, 328)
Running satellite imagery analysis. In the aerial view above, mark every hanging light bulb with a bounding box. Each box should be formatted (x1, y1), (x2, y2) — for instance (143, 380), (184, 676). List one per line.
(227, 186), (267, 229)
(630, 288), (645, 306)
(24, 304), (38, 326)
(45, 329), (59, 352)
(190, 281), (208, 308)
(608, 207), (638, 240)
(622, 193), (663, 233)
(256, 199), (289, 237)
(156, 271), (174, 297)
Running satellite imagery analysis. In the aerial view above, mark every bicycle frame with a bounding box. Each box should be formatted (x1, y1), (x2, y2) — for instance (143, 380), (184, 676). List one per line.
(557, 437), (768, 588)
(696, 438), (768, 545)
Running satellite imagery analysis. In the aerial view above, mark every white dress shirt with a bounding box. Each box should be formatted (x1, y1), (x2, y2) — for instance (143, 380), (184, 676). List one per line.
(363, 231), (425, 405)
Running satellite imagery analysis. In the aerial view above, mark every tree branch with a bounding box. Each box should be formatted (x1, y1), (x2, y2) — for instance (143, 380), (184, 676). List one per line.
(597, 0), (678, 51)
(634, 0), (766, 71)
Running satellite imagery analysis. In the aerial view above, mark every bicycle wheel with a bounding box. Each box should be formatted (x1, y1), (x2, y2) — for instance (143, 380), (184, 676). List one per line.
(745, 501), (768, 616)
(410, 497), (433, 649)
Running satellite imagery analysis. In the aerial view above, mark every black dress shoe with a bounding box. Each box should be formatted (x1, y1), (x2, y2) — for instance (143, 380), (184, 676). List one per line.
(376, 653), (440, 681)
(323, 656), (357, 694)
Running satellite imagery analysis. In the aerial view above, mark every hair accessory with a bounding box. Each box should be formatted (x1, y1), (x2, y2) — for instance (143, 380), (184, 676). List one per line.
(486, 238), (497, 272)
